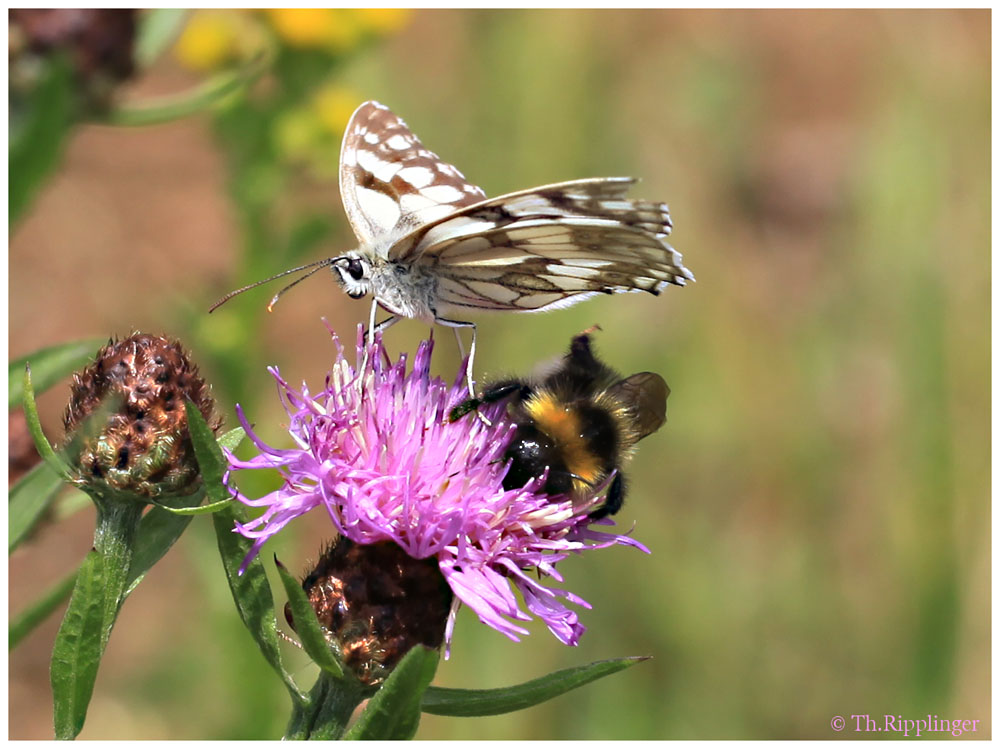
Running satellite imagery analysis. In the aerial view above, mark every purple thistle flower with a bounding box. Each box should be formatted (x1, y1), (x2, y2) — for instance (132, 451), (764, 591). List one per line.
(227, 326), (648, 650)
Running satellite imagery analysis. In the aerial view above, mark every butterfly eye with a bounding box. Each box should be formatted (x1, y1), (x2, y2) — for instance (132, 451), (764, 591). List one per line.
(347, 258), (365, 281)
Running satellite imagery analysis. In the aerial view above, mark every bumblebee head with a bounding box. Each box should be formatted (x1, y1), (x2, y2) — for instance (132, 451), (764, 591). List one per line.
(331, 253), (373, 300)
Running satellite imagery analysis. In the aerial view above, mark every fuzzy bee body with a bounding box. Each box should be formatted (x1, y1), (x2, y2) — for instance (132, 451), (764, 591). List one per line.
(450, 332), (669, 518)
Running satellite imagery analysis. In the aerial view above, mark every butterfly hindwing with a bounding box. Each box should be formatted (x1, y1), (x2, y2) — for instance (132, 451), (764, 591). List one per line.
(382, 178), (690, 313)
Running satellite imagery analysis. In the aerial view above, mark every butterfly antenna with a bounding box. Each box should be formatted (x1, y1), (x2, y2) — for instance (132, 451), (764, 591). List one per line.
(209, 259), (333, 313)
(266, 263), (331, 312)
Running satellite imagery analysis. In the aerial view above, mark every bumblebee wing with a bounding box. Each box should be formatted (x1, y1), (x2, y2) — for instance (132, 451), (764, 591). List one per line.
(607, 372), (669, 440)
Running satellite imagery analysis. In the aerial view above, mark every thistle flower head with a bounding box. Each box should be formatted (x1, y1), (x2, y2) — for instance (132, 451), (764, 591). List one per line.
(229, 327), (647, 649)
(286, 537), (453, 687)
(64, 333), (220, 500)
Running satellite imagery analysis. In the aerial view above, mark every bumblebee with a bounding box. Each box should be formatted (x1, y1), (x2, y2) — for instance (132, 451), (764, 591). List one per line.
(449, 331), (669, 518)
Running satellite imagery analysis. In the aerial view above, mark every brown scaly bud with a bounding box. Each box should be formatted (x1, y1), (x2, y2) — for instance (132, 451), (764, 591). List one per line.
(63, 333), (221, 500)
(9, 9), (137, 111)
(285, 537), (453, 688)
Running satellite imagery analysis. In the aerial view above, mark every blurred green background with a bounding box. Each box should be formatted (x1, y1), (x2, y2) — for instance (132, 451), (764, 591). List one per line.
(9, 9), (989, 740)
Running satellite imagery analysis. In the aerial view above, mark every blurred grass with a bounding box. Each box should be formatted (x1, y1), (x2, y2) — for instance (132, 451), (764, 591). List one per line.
(8, 9), (989, 740)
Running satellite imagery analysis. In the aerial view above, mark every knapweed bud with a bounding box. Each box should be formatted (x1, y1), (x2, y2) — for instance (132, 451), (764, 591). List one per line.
(63, 333), (220, 500)
(9, 9), (137, 113)
(286, 537), (453, 687)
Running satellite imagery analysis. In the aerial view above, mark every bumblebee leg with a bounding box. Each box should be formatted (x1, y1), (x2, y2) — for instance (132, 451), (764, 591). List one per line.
(449, 381), (529, 422)
(590, 473), (626, 519)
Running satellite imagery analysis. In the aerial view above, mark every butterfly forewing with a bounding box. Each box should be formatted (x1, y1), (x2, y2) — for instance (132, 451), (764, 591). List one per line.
(339, 101), (487, 245)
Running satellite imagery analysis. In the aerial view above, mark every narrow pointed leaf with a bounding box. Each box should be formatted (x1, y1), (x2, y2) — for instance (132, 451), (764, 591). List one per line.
(21, 365), (70, 479)
(50, 550), (106, 739)
(420, 656), (648, 717)
(9, 460), (65, 553)
(213, 502), (305, 704)
(275, 557), (344, 679)
(9, 569), (77, 651)
(91, 502), (144, 648)
(345, 646), (439, 740)
(10, 55), (72, 224)
(184, 399), (227, 503)
(153, 496), (233, 516)
(217, 426), (247, 452)
(9, 338), (104, 409)
(124, 489), (205, 598)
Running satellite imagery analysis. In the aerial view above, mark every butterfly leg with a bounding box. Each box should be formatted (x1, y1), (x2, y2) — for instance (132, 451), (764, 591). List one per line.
(358, 301), (398, 392)
(435, 317), (490, 425)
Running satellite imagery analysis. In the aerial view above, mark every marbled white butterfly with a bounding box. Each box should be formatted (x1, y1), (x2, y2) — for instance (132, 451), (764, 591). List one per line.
(211, 101), (694, 394)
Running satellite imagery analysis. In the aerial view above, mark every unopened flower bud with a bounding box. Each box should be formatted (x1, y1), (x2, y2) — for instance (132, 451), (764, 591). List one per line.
(63, 333), (220, 500)
(9, 9), (137, 112)
(285, 537), (453, 687)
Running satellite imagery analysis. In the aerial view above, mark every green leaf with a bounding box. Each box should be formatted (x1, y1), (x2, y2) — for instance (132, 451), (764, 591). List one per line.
(50, 550), (106, 740)
(135, 9), (188, 68)
(213, 502), (306, 705)
(218, 426), (247, 452)
(151, 423), (243, 516)
(124, 489), (205, 598)
(345, 646), (439, 740)
(420, 656), (649, 717)
(9, 568), (77, 651)
(101, 52), (271, 127)
(284, 667), (364, 739)
(9, 461), (65, 553)
(185, 399), (228, 504)
(10, 55), (73, 225)
(152, 495), (232, 516)
(91, 502), (145, 646)
(21, 365), (71, 479)
(275, 556), (344, 679)
(9, 337), (104, 409)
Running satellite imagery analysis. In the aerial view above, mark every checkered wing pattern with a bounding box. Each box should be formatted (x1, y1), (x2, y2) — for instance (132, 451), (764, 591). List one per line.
(340, 101), (693, 314)
(394, 177), (693, 312)
(339, 101), (487, 245)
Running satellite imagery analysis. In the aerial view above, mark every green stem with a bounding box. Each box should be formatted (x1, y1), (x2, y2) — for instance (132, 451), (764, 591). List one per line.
(284, 670), (364, 740)
(99, 52), (270, 128)
(49, 495), (145, 739)
(91, 495), (145, 645)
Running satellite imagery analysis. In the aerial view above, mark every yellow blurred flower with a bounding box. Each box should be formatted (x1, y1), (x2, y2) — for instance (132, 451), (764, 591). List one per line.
(174, 11), (240, 71)
(174, 10), (270, 72)
(313, 85), (361, 136)
(265, 9), (363, 52)
(274, 107), (324, 162)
